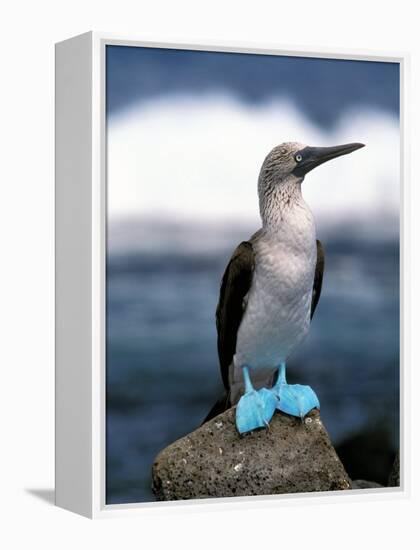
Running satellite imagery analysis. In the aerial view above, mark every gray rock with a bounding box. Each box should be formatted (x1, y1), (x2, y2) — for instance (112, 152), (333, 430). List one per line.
(351, 479), (383, 489)
(388, 452), (400, 487)
(152, 408), (351, 501)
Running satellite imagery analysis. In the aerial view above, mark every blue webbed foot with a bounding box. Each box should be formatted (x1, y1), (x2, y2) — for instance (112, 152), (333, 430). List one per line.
(274, 383), (320, 418)
(235, 366), (277, 434)
(236, 388), (277, 434)
(271, 362), (320, 419)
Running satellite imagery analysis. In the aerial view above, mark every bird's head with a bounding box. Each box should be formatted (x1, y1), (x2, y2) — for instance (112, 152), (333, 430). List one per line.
(258, 141), (365, 221)
(259, 141), (365, 184)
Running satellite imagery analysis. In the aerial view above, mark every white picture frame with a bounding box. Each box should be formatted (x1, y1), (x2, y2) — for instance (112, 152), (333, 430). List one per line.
(55, 31), (409, 518)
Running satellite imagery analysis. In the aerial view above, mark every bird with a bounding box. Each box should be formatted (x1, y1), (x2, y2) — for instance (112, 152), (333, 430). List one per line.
(204, 141), (365, 434)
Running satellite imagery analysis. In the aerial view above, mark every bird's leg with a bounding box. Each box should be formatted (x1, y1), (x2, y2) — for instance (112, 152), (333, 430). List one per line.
(270, 362), (320, 419)
(235, 366), (277, 434)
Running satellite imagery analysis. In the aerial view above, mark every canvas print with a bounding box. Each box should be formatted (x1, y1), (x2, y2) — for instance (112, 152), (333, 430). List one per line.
(105, 45), (400, 504)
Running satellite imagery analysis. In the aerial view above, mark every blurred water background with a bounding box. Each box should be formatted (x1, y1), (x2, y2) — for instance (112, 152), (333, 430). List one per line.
(105, 47), (400, 504)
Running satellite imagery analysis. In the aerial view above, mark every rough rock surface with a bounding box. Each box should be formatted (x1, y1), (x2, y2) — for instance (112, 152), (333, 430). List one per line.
(152, 408), (351, 501)
(351, 479), (383, 489)
(388, 452), (400, 487)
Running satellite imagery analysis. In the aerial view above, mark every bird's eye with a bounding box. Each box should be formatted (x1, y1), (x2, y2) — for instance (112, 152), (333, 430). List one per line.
(295, 154), (303, 162)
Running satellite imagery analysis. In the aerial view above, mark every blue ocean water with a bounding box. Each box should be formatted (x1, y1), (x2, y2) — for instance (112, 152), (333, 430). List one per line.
(106, 46), (399, 128)
(106, 228), (399, 504)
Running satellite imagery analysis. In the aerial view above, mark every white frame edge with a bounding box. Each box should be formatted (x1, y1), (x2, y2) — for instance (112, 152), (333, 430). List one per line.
(55, 32), (93, 517)
(55, 31), (410, 519)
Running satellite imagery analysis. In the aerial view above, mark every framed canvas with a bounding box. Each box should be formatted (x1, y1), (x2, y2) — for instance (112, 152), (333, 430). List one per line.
(55, 32), (409, 518)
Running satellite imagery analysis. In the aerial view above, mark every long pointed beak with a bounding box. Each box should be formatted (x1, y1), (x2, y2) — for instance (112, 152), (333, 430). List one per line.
(293, 142), (365, 177)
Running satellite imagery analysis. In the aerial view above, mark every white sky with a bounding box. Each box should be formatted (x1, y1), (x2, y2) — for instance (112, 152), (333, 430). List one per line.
(107, 94), (399, 227)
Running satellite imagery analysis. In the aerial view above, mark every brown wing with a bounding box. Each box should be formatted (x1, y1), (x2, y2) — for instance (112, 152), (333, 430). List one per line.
(311, 239), (325, 319)
(216, 241), (255, 391)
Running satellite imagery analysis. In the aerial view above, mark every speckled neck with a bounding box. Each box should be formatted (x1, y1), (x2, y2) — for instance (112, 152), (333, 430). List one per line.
(258, 174), (308, 232)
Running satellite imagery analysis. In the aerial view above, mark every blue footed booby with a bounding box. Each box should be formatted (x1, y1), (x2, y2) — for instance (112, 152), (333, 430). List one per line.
(204, 141), (365, 434)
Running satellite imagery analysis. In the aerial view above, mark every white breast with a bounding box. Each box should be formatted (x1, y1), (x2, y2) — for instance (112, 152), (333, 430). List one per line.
(233, 204), (317, 380)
